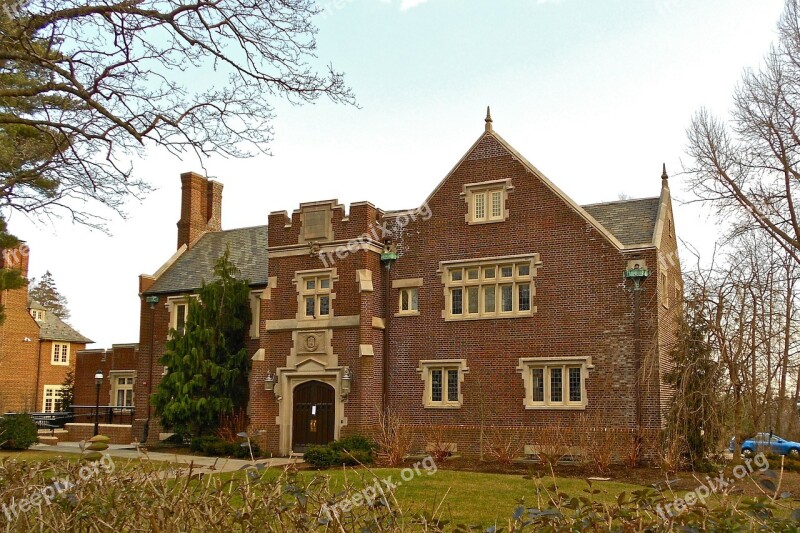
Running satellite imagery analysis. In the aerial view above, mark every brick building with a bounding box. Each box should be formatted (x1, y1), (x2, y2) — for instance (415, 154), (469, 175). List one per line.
(137, 112), (682, 459)
(0, 246), (93, 413)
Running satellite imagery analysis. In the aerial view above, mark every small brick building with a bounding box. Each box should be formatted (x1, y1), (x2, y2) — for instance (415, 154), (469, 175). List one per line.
(136, 112), (682, 459)
(0, 246), (93, 413)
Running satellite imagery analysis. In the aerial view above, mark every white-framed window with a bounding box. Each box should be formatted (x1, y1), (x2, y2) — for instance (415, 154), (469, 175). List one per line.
(112, 374), (135, 407)
(51, 343), (70, 365)
(399, 287), (419, 315)
(301, 273), (332, 319)
(31, 309), (45, 321)
(249, 290), (263, 339)
(463, 179), (512, 224)
(517, 357), (592, 409)
(441, 255), (539, 320)
(42, 385), (66, 413)
(417, 359), (469, 409)
(167, 296), (194, 337)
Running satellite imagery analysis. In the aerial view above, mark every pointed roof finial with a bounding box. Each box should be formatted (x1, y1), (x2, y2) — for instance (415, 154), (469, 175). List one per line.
(661, 163), (668, 181)
(485, 106), (493, 132)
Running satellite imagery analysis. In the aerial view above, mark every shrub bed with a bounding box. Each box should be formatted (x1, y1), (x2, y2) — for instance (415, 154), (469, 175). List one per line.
(189, 435), (260, 459)
(303, 435), (376, 468)
(0, 414), (38, 450)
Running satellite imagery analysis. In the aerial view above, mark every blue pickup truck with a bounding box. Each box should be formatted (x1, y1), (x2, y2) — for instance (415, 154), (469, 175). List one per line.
(730, 433), (800, 457)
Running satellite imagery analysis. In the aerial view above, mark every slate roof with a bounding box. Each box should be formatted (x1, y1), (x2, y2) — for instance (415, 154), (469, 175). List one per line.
(581, 197), (661, 247)
(145, 226), (269, 295)
(29, 301), (94, 343)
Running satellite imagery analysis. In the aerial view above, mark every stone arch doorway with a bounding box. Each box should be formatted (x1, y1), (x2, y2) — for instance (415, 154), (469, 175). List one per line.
(292, 380), (335, 452)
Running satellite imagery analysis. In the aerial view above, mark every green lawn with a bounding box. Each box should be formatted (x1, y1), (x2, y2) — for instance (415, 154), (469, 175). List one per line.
(251, 466), (647, 526)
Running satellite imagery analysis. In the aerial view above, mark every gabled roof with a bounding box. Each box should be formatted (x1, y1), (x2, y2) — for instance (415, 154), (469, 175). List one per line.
(29, 301), (93, 343)
(393, 125), (665, 250)
(582, 197), (661, 248)
(145, 226), (269, 295)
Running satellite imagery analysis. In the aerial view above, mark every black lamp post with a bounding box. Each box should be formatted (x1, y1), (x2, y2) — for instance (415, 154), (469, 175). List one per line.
(93, 369), (104, 436)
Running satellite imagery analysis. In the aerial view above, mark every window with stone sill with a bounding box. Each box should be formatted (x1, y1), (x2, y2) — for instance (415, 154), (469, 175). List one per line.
(51, 343), (69, 365)
(168, 298), (191, 337)
(302, 274), (332, 319)
(463, 180), (512, 225)
(417, 360), (468, 408)
(517, 357), (591, 409)
(443, 256), (538, 320)
(398, 287), (419, 315)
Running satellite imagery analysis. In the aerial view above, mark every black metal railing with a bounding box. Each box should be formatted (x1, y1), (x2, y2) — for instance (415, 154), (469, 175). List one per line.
(70, 406), (136, 426)
(4, 406), (135, 431)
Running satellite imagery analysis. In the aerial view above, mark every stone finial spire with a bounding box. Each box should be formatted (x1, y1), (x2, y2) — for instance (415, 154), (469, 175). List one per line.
(485, 106), (493, 132)
(661, 163), (669, 181)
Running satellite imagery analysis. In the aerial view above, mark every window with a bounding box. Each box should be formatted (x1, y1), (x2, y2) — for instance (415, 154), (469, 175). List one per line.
(399, 287), (419, 315)
(661, 272), (668, 308)
(169, 298), (192, 337)
(301, 273), (332, 318)
(442, 255), (539, 320)
(463, 179), (512, 224)
(517, 357), (592, 409)
(42, 385), (66, 413)
(113, 375), (135, 407)
(30, 309), (45, 321)
(418, 360), (469, 408)
(51, 343), (69, 365)
(471, 188), (504, 223)
(249, 290), (262, 339)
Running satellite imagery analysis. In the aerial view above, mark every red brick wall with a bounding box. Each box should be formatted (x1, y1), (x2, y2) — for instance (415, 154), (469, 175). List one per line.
(74, 345), (138, 406)
(0, 245), (40, 412)
(35, 340), (86, 410)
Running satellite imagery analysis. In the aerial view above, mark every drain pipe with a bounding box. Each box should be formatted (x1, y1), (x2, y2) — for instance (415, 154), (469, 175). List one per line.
(380, 239), (398, 411)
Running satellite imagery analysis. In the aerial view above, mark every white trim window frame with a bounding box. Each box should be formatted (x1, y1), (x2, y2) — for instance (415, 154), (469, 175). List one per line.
(111, 373), (136, 408)
(51, 343), (70, 365)
(517, 357), (593, 410)
(398, 287), (419, 315)
(167, 295), (196, 338)
(463, 179), (513, 225)
(440, 254), (540, 321)
(42, 385), (66, 413)
(417, 359), (469, 409)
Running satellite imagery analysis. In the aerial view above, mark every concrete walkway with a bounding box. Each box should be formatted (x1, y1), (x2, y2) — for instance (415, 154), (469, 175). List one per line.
(32, 442), (302, 474)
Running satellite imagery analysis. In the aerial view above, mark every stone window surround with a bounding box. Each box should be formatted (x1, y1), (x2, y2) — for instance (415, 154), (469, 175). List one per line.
(516, 356), (593, 410)
(51, 343), (70, 366)
(438, 254), (541, 321)
(461, 178), (513, 225)
(110, 371), (136, 407)
(249, 290), (264, 339)
(661, 271), (669, 308)
(293, 268), (338, 321)
(166, 295), (196, 339)
(417, 359), (469, 409)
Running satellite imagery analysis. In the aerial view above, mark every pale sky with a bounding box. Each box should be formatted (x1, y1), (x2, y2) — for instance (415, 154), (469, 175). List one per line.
(4, 0), (786, 347)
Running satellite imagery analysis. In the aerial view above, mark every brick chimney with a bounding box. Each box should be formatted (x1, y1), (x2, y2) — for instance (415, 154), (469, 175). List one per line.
(0, 241), (30, 277)
(176, 172), (223, 249)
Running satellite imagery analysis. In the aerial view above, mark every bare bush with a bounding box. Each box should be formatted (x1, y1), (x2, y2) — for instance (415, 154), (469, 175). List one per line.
(484, 426), (526, 465)
(374, 406), (414, 466)
(530, 422), (568, 469)
(422, 426), (454, 463)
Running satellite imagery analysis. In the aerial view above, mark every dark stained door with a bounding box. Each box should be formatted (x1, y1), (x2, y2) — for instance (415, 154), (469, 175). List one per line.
(292, 380), (335, 452)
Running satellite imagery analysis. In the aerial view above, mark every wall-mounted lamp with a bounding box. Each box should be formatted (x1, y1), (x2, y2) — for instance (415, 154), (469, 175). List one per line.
(264, 370), (277, 391)
(342, 367), (353, 396)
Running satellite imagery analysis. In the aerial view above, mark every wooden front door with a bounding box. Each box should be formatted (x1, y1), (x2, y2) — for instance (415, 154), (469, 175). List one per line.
(292, 380), (335, 452)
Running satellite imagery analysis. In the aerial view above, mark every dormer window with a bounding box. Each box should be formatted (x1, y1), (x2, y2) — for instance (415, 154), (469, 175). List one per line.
(31, 309), (45, 321)
(462, 179), (512, 224)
